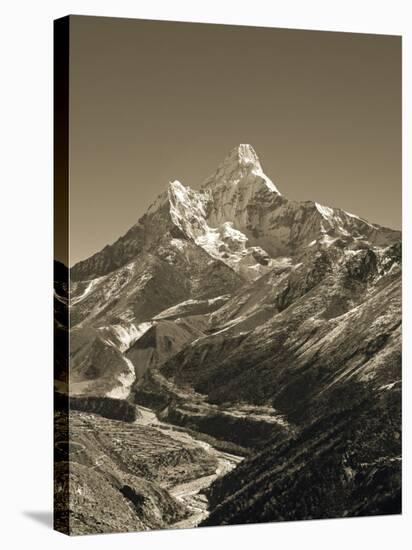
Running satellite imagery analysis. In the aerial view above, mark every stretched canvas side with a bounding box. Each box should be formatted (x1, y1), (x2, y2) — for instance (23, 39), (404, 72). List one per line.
(53, 15), (70, 536)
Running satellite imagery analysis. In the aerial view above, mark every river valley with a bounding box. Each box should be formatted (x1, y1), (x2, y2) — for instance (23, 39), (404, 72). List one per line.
(136, 406), (243, 528)
(54, 402), (244, 534)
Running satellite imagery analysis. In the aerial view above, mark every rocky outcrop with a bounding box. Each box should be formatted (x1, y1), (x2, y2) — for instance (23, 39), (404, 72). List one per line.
(68, 394), (138, 422)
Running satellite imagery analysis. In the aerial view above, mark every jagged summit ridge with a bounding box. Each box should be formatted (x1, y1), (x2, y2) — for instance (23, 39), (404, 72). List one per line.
(202, 144), (281, 195)
(227, 144), (261, 168)
(71, 144), (399, 283)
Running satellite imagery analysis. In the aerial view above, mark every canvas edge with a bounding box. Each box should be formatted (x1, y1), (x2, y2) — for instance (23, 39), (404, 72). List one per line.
(53, 14), (71, 536)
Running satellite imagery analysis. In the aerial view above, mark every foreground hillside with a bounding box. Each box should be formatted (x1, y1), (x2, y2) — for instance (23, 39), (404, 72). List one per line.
(54, 405), (224, 534)
(203, 380), (401, 525)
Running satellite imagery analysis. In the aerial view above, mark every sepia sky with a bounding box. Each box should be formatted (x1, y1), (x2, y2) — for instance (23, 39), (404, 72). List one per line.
(66, 16), (401, 266)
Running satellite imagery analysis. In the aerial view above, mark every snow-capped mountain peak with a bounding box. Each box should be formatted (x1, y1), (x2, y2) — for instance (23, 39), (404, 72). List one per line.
(202, 144), (281, 195)
(229, 144), (261, 168)
(71, 144), (399, 284)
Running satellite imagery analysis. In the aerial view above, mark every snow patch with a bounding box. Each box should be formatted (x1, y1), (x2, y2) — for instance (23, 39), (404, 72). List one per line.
(345, 210), (361, 220)
(98, 321), (153, 353)
(379, 380), (401, 392)
(252, 167), (281, 194)
(70, 279), (99, 305)
(106, 356), (136, 399)
(321, 234), (338, 247)
(170, 238), (186, 251)
(315, 202), (334, 221)
(221, 222), (248, 243)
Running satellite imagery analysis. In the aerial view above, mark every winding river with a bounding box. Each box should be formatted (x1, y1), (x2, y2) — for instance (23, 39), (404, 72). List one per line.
(136, 406), (243, 528)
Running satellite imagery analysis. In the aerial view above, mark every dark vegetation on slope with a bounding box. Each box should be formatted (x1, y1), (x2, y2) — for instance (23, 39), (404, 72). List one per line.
(132, 370), (290, 450)
(163, 405), (288, 449)
(202, 382), (401, 526)
(159, 246), (400, 412)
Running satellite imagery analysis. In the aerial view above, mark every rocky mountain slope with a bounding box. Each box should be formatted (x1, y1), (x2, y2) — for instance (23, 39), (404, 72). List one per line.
(54, 407), (217, 534)
(58, 144), (401, 529)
